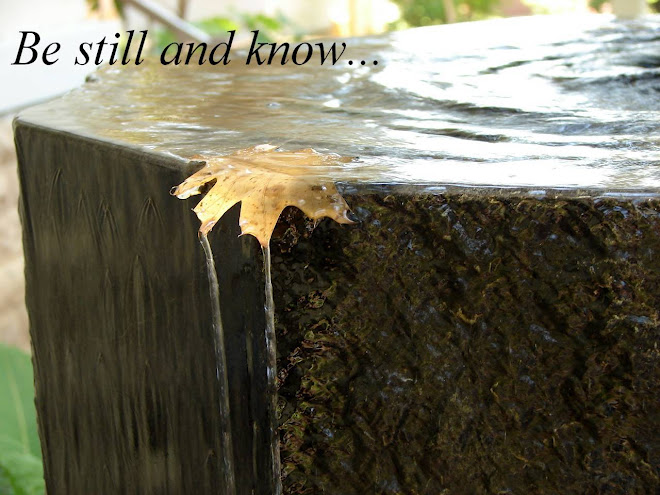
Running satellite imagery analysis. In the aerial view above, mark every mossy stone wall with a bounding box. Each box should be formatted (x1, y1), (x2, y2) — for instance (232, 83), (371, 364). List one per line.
(272, 193), (660, 494)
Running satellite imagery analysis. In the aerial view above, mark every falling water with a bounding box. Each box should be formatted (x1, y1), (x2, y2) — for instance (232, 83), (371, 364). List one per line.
(262, 244), (283, 495)
(200, 233), (281, 493)
(199, 233), (237, 495)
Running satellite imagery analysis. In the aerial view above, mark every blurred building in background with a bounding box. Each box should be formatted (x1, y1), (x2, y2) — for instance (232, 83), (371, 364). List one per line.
(0, 0), (119, 113)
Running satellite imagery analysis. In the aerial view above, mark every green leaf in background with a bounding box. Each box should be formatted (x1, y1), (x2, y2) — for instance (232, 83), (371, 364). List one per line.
(0, 344), (44, 495)
(194, 16), (240, 38)
(152, 12), (297, 53)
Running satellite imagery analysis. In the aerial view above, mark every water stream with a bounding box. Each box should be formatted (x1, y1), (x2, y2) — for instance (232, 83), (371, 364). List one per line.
(202, 234), (282, 493)
(200, 233), (237, 495)
(262, 245), (282, 495)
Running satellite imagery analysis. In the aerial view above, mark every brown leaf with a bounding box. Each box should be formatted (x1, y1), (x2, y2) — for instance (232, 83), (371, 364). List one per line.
(172, 145), (354, 246)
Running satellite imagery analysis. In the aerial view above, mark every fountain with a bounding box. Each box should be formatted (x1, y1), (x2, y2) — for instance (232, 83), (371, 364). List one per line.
(14, 14), (660, 494)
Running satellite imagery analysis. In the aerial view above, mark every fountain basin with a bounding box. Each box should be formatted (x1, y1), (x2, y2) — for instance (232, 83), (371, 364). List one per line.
(15, 14), (660, 494)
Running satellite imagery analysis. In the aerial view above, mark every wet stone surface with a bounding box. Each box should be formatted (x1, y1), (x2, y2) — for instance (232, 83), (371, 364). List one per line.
(272, 194), (660, 494)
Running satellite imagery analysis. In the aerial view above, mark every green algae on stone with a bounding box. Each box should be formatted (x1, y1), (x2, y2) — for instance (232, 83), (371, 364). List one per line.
(270, 193), (660, 495)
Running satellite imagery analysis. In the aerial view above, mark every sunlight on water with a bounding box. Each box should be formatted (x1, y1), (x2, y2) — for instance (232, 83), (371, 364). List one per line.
(19, 15), (659, 193)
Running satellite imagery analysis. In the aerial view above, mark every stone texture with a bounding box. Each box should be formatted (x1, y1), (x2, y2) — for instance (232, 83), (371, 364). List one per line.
(272, 193), (660, 494)
(15, 121), (276, 494)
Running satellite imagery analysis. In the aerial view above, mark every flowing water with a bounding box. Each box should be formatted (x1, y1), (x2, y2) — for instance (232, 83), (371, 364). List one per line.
(197, 237), (281, 494)
(200, 234), (237, 495)
(261, 245), (282, 495)
(21, 14), (660, 191)
(201, 235), (281, 494)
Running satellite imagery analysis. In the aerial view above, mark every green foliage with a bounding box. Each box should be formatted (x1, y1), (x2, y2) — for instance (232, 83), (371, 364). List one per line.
(391, 0), (500, 26)
(588, 0), (609, 12)
(152, 12), (297, 53)
(152, 16), (240, 53)
(224, 11), (299, 43)
(85, 0), (123, 15)
(0, 344), (43, 495)
(238, 12), (285, 39)
(194, 16), (240, 37)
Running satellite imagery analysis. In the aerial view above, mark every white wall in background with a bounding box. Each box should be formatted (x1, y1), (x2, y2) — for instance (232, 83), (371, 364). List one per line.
(0, 0), (87, 33)
(0, 0), (120, 114)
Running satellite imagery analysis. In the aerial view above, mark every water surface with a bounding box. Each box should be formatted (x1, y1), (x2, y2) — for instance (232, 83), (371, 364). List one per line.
(20, 14), (660, 191)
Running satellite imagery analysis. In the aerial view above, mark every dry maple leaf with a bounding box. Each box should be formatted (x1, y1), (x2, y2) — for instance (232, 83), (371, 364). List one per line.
(172, 145), (354, 246)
